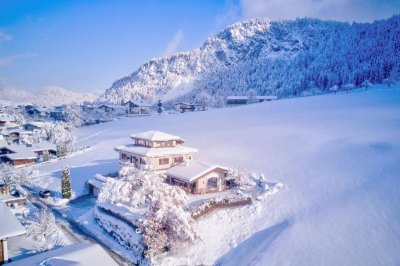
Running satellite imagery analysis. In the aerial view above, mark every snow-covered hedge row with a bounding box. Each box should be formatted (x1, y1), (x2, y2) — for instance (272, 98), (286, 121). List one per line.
(94, 207), (145, 264)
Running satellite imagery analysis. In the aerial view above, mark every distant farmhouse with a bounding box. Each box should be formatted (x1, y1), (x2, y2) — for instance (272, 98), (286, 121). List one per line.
(226, 95), (277, 106)
(112, 130), (228, 194)
(175, 102), (202, 113)
(123, 100), (151, 115)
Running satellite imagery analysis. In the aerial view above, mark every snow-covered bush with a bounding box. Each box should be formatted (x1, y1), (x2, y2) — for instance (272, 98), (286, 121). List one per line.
(61, 166), (72, 199)
(97, 165), (197, 260)
(26, 207), (70, 252)
(64, 105), (84, 127)
(225, 167), (255, 188)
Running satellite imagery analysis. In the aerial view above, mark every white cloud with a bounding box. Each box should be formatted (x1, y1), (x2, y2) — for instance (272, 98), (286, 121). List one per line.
(237, 0), (399, 22)
(162, 29), (184, 57)
(0, 30), (12, 45)
(0, 53), (37, 67)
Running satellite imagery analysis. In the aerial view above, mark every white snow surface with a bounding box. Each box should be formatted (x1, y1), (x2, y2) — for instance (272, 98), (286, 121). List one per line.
(34, 85), (400, 265)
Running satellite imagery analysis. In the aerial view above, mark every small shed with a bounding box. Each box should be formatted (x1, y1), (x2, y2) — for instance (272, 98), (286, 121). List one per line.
(87, 174), (108, 198)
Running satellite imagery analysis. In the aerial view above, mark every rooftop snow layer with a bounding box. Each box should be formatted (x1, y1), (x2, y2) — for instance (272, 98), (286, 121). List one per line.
(0, 143), (56, 160)
(130, 130), (183, 141)
(166, 161), (228, 182)
(7, 243), (118, 266)
(0, 202), (26, 239)
(115, 144), (197, 157)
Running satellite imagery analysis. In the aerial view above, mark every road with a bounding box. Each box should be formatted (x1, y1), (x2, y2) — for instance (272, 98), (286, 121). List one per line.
(25, 190), (131, 266)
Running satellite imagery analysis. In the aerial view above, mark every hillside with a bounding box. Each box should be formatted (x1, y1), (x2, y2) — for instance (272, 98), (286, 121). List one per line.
(0, 87), (96, 106)
(98, 16), (400, 105)
(26, 84), (400, 265)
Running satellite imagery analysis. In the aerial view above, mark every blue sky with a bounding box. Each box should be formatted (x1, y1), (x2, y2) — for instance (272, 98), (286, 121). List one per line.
(0, 0), (399, 94)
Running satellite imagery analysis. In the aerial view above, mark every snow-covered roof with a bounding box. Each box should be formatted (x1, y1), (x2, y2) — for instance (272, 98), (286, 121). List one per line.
(0, 202), (26, 239)
(24, 121), (47, 128)
(130, 130), (183, 141)
(7, 243), (118, 266)
(0, 143), (56, 160)
(124, 100), (151, 107)
(166, 161), (228, 182)
(115, 144), (197, 157)
(87, 174), (109, 189)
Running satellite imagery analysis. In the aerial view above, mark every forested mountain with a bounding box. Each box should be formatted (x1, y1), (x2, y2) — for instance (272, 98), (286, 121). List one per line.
(98, 15), (400, 105)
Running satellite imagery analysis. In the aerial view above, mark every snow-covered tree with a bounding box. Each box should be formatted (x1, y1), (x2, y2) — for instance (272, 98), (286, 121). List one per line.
(0, 163), (23, 188)
(64, 105), (84, 127)
(51, 123), (76, 157)
(98, 165), (196, 259)
(362, 80), (373, 91)
(61, 166), (72, 199)
(157, 99), (163, 114)
(330, 85), (338, 95)
(196, 91), (212, 110)
(225, 167), (254, 188)
(27, 207), (69, 252)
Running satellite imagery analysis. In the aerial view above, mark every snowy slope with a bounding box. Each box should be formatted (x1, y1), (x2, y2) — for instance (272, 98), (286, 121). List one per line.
(35, 84), (400, 265)
(98, 16), (400, 105)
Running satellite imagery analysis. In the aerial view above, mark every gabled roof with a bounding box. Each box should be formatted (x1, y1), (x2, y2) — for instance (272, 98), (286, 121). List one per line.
(0, 143), (56, 160)
(130, 130), (182, 141)
(124, 100), (151, 107)
(0, 202), (26, 239)
(7, 243), (118, 266)
(166, 161), (228, 182)
(115, 144), (197, 157)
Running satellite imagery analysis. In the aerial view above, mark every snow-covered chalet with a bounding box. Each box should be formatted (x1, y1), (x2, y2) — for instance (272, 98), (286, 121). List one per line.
(115, 130), (228, 194)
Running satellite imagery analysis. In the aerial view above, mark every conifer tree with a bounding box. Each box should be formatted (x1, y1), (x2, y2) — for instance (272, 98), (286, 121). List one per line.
(61, 166), (72, 199)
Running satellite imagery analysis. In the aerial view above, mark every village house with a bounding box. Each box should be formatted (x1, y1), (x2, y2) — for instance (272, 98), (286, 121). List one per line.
(1, 129), (31, 144)
(0, 202), (26, 264)
(114, 130), (229, 194)
(123, 100), (151, 115)
(0, 115), (17, 128)
(98, 104), (117, 114)
(0, 143), (57, 166)
(174, 102), (200, 113)
(226, 95), (277, 106)
(23, 121), (47, 131)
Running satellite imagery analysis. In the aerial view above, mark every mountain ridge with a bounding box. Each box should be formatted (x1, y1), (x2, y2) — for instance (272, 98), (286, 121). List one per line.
(99, 15), (400, 105)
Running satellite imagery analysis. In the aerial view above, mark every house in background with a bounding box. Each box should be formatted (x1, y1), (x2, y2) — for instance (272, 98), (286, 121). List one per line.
(123, 100), (151, 115)
(0, 202), (26, 264)
(226, 95), (277, 106)
(98, 104), (116, 114)
(175, 102), (199, 113)
(115, 130), (228, 194)
(0, 115), (17, 128)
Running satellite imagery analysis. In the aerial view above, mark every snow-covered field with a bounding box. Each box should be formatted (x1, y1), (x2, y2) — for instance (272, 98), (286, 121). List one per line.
(32, 84), (400, 265)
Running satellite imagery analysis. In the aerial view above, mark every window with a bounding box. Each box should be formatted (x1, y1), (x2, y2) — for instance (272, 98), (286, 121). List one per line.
(159, 158), (169, 165)
(207, 177), (218, 188)
(174, 157), (183, 163)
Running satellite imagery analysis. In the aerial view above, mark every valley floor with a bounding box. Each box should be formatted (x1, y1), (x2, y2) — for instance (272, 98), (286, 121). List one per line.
(16, 84), (400, 265)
